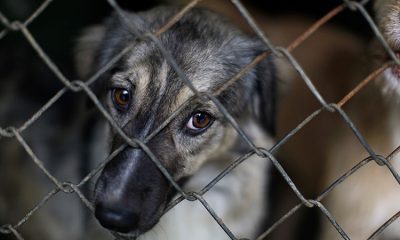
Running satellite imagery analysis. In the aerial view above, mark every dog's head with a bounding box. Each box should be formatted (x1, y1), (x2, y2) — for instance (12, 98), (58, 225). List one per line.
(76, 6), (276, 236)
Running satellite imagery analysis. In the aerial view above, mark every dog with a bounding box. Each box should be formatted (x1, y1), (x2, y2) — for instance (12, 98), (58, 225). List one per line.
(75, 5), (277, 239)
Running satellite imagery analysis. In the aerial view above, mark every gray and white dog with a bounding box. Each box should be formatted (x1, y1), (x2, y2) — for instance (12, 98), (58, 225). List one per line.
(76, 6), (276, 239)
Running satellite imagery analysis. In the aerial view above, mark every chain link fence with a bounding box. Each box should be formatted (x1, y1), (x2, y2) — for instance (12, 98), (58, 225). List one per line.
(0, 0), (399, 239)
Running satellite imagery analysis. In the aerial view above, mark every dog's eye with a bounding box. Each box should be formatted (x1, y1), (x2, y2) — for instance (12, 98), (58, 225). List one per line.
(186, 112), (213, 132)
(111, 88), (131, 111)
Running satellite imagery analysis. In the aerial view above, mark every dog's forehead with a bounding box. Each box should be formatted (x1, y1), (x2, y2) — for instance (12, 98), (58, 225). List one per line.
(121, 41), (226, 108)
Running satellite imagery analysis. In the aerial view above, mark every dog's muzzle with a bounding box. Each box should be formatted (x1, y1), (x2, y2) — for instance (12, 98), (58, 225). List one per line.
(94, 147), (170, 234)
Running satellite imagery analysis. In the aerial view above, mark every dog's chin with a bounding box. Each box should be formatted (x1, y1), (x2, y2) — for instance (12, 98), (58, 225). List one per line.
(383, 57), (400, 95)
(375, 48), (400, 96)
(132, 179), (188, 236)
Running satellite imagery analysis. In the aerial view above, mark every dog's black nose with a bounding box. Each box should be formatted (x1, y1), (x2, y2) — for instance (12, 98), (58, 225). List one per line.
(95, 203), (139, 233)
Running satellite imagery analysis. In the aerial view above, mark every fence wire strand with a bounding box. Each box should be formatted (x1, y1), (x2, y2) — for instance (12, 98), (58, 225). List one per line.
(1, 0), (400, 239)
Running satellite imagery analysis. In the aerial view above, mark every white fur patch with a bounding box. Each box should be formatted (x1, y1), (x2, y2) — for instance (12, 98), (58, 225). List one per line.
(381, 68), (400, 97)
(138, 121), (273, 240)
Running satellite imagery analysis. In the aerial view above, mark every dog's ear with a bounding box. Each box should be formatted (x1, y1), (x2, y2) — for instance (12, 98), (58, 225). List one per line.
(75, 13), (148, 96)
(250, 48), (277, 136)
(74, 24), (110, 114)
(75, 25), (107, 81)
(218, 35), (277, 136)
(234, 38), (277, 136)
(252, 51), (276, 136)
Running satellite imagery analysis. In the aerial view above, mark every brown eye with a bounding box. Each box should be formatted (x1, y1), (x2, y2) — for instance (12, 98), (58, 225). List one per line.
(112, 88), (131, 111)
(186, 112), (213, 132)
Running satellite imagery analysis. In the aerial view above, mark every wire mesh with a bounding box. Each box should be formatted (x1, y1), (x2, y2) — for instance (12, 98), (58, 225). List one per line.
(0, 0), (399, 239)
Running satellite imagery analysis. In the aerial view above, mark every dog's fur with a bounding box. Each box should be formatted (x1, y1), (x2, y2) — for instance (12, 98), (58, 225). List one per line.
(76, 6), (277, 239)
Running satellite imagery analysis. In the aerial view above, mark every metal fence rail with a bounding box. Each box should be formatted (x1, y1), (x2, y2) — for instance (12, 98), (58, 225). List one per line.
(0, 0), (399, 239)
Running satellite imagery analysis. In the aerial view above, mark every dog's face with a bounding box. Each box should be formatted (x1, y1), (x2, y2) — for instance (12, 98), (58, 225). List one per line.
(77, 6), (275, 236)
(373, 0), (400, 94)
